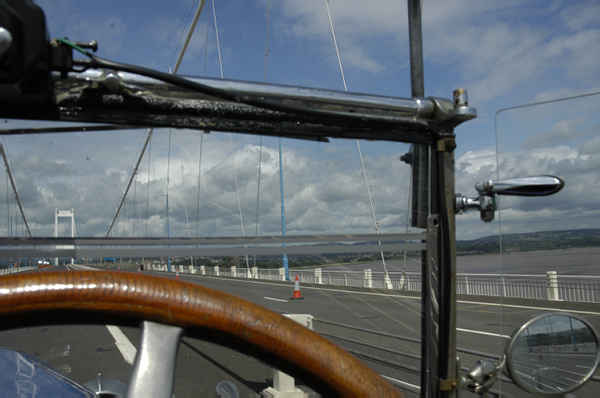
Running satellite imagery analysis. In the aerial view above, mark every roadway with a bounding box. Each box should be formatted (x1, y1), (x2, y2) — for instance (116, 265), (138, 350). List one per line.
(1, 268), (599, 397)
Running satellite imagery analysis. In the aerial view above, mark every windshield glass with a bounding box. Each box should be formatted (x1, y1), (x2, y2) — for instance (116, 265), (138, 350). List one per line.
(0, 124), (425, 396)
(494, 93), (600, 396)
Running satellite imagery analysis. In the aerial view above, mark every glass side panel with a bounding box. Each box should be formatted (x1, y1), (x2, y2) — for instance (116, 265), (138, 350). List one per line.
(495, 93), (600, 396)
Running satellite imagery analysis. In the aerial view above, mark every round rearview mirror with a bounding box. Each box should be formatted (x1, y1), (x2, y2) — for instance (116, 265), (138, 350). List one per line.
(505, 313), (600, 396)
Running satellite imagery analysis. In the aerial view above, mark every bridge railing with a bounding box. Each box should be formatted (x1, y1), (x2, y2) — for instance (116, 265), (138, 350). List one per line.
(148, 264), (600, 304)
(555, 275), (600, 303)
(67, 264), (99, 271)
(0, 266), (38, 275)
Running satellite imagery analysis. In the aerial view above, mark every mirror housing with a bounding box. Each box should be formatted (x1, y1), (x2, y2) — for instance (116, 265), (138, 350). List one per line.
(504, 313), (600, 396)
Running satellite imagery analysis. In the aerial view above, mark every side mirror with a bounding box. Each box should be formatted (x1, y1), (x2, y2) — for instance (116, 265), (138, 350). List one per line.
(504, 313), (600, 396)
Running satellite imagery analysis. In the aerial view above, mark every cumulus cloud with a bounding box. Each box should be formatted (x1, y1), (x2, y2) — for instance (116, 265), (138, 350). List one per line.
(6, 97), (598, 242)
(266, 1), (598, 103)
(5, 1), (599, 244)
(521, 118), (600, 149)
(560, 1), (600, 32)
(0, 127), (415, 240)
(3, 101), (598, 243)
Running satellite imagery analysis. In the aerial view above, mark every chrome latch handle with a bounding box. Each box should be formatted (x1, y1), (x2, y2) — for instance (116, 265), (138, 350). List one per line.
(456, 175), (564, 222)
(475, 175), (564, 196)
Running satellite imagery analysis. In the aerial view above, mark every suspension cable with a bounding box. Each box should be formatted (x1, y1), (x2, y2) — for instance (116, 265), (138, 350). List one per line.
(133, 170), (136, 237)
(326, 0), (347, 92)
(0, 138), (32, 237)
(145, 134), (152, 238)
(254, 137), (263, 269)
(166, 130), (172, 238)
(195, 132), (204, 238)
(325, 0), (391, 284)
(229, 135), (250, 271)
(263, 0), (271, 82)
(152, 143), (161, 237)
(253, 0), (272, 270)
(177, 131), (192, 237)
(212, 0), (224, 79)
(204, 4), (210, 76)
(197, 0), (209, 239)
(4, 170), (7, 236)
(170, 0), (199, 72)
(105, 130), (152, 238)
(211, 0), (250, 272)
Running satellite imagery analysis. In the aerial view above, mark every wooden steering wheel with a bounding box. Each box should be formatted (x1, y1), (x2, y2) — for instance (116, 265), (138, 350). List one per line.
(0, 271), (403, 397)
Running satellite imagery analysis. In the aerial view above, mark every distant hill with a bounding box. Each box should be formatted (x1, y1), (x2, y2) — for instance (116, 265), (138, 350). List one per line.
(457, 229), (600, 255)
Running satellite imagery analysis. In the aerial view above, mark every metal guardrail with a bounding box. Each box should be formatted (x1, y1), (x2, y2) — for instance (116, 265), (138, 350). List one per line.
(0, 264), (98, 274)
(148, 264), (600, 304)
(66, 264), (98, 271)
(0, 266), (37, 275)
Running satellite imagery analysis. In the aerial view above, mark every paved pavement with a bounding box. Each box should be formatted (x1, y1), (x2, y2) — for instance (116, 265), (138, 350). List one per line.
(1, 268), (599, 397)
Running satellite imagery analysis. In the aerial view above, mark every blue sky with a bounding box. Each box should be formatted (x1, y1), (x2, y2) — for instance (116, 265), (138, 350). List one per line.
(3, 0), (598, 241)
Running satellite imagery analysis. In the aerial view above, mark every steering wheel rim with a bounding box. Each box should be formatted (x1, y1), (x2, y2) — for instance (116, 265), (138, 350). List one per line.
(0, 271), (403, 397)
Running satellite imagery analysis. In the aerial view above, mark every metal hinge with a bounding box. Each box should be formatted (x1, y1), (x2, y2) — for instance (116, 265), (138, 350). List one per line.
(439, 378), (459, 391)
(436, 138), (456, 152)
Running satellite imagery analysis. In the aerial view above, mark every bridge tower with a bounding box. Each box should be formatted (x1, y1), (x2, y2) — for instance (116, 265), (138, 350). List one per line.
(54, 208), (75, 266)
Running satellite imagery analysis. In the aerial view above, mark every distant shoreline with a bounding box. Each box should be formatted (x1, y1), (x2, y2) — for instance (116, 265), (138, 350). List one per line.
(456, 246), (600, 275)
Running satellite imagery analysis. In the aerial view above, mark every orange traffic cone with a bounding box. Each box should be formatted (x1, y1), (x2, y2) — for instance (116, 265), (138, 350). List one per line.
(176, 270), (180, 280)
(290, 275), (304, 300)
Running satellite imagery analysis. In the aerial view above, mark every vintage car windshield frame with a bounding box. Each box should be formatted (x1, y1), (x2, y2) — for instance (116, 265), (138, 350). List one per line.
(0, 1), (479, 396)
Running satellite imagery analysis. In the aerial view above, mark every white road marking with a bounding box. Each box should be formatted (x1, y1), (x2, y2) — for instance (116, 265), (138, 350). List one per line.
(264, 297), (288, 302)
(106, 325), (137, 365)
(457, 327), (510, 339)
(457, 299), (600, 316)
(381, 375), (420, 391)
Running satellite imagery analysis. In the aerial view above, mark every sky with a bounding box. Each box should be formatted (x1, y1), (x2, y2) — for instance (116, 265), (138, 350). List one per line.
(1, 0), (599, 244)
